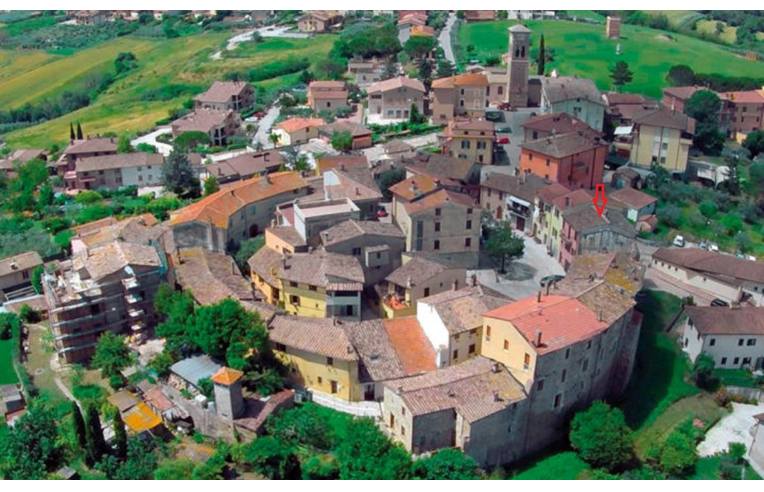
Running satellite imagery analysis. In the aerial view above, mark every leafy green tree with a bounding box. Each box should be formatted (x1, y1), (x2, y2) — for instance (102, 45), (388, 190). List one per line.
(174, 131), (210, 150)
(336, 418), (412, 479)
(0, 312), (20, 340)
(569, 401), (634, 472)
(114, 52), (137, 74)
(37, 182), (54, 210)
(699, 200), (718, 219)
(154, 459), (196, 480)
(70, 122), (76, 141)
(436, 59), (455, 78)
(135, 142), (157, 153)
(265, 403), (339, 450)
(403, 36), (436, 59)
(0, 401), (62, 479)
(658, 425), (698, 477)
(692, 353), (719, 390)
(162, 147), (200, 198)
(71, 401), (87, 449)
(610, 61), (634, 91)
(537, 34), (546, 75)
(375, 167), (406, 200)
(117, 134), (133, 153)
(113, 412), (128, 459)
(331, 130), (353, 152)
(720, 213), (743, 236)
(190, 299), (268, 367)
(234, 236), (265, 274)
(31, 265), (44, 295)
(412, 448), (480, 479)
(92, 332), (133, 379)
(485, 222), (525, 273)
(743, 130), (764, 158)
(191, 451), (227, 479)
(243, 436), (301, 479)
(417, 57), (432, 86)
(268, 132), (281, 148)
(84, 404), (107, 466)
(409, 103), (426, 125)
(203, 175), (219, 196)
(666, 65), (696, 87)
(686, 90), (725, 155)
(75, 190), (104, 205)
(302, 454), (340, 479)
(112, 438), (158, 480)
(154, 286), (196, 355)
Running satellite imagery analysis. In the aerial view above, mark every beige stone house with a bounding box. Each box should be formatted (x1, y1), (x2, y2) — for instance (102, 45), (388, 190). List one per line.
(366, 76), (426, 123)
(440, 118), (495, 165)
(66, 152), (164, 191)
(194, 81), (254, 112)
(430, 73), (489, 122)
(307, 81), (349, 112)
(681, 306), (764, 370)
(0, 251), (43, 302)
(297, 11), (343, 33)
(625, 107), (695, 175)
(171, 109), (241, 147)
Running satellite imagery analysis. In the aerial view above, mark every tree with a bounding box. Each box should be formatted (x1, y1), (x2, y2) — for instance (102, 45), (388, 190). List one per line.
(265, 403), (340, 450)
(111, 437), (158, 480)
(117, 134), (133, 153)
(692, 353), (719, 390)
(84, 404), (107, 466)
(409, 103), (426, 125)
(113, 412), (128, 459)
(375, 167), (406, 200)
(699, 200), (718, 219)
(234, 236), (265, 273)
(743, 130), (764, 158)
(383, 59), (399, 78)
(268, 132), (281, 148)
(31, 265), (44, 294)
(417, 57), (432, 87)
(243, 436), (301, 479)
(436, 59), (455, 78)
(485, 222), (525, 273)
(403, 36), (436, 60)
(610, 61), (634, 91)
(331, 130), (353, 152)
(154, 459), (195, 480)
(336, 418), (412, 479)
(657, 424), (698, 477)
(569, 401), (634, 472)
(0, 401), (61, 479)
(686, 90), (725, 155)
(412, 448), (480, 479)
(666, 65), (696, 87)
(537, 34), (545, 75)
(174, 131), (210, 150)
(162, 147), (200, 198)
(114, 52), (137, 74)
(203, 175), (219, 196)
(76, 122), (83, 140)
(302, 454), (340, 479)
(69, 122), (75, 141)
(71, 401), (87, 450)
(720, 213), (743, 236)
(92, 332), (133, 379)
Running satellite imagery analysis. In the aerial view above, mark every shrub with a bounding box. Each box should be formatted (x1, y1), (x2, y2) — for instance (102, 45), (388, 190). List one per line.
(692, 354), (719, 390)
(569, 401), (634, 472)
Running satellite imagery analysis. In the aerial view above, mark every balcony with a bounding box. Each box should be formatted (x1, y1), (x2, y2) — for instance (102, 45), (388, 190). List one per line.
(125, 293), (142, 304)
(381, 294), (415, 319)
(122, 277), (139, 290)
(128, 308), (144, 318)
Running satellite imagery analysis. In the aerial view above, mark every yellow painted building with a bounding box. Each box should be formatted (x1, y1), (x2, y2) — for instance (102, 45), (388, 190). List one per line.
(269, 315), (362, 401)
(629, 108), (694, 174)
(280, 281), (328, 318)
(480, 315), (537, 389)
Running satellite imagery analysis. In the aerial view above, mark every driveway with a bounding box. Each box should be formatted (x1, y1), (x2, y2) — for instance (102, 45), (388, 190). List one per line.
(253, 105), (281, 149)
(131, 127), (173, 156)
(437, 12), (457, 65)
(402, 132), (440, 149)
(471, 233), (565, 300)
(698, 402), (764, 474)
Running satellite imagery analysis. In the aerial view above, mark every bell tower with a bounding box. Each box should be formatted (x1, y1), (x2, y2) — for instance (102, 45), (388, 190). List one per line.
(506, 24), (531, 108)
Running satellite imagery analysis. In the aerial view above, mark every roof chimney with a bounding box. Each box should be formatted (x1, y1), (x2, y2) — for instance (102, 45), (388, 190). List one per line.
(537, 290), (542, 303)
(493, 391), (502, 402)
(491, 362), (501, 373)
(470, 274), (477, 287)
(565, 196), (571, 208)
(534, 329), (543, 347)
(598, 310), (604, 322)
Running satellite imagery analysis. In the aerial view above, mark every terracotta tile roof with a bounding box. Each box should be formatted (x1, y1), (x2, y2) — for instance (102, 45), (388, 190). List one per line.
(431, 72), (489, 89)
(320, 219), (404, 247)
(397, 12), (427, 26)
(384, 356), (527, 422)
(343, 319), (407, 382)
(0, 149), (46, 170)
(542, 76), (603, 106)
(172, 109), (235, 133)
(74, 241), (161, 281)
(444, 118), (495, 135)
(248, 245), (283, 286)
(211, 367), (244, 385)
(170, 172), (308, 229)
(76, 214), (163, 249)
(562, 203), (635, 238)
(662, 85), (703, 101)
(316, 154), (368, 174)
(194, 81), (251, 104)
(481, 173), (549, 202)
(389, 174), (441, 201)
(320, 121), (370, 138)
(522, 131), (607, 159)
(265, 225), (307, 250)
(142, 386), (175, 413)
(552, 189), (592, 210)
(419, 286), (508, 335)
(410, 25), (435, 37)
(174, 247), (255, 305)
(522, 112), (599, 136)
(367, 76), (425, 95)
(719, 90), (764, 104)
(383, 140), (414, 155)
(603, 92), (652, 106)
(309, 80), (346, 90)
(653, 247), (764, 285)
(323, 168), (382, 203)
(205, 150), (283, 180)
(62, 137), (117, 156)
(75, 152), (163, 173)
(403, 189), (476, 215)
(278, 250), (364, 290)
(463, 10), (496, 21)
(484, 295), (608, 355)
(383, 316), (437, 374)
(609, 187), (657, 209)
(536, 182), (571, 203)
(685, 306), (764, 336)
(276, 117), (326, 134)
(386, 255), (461, 287)
(0, 251), (43, 277)
(269, 315), (358, 361)
(633, 107), (695, 133)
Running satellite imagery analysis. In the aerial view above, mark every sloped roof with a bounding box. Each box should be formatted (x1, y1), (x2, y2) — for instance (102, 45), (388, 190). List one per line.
(386, 255), (461, 287)
(405, 154), (475, 184)
(170, 172), (308, 229)
(211, 367), (244, 385)
(277, 249), (364, 290)
(269, 315), (358, 361)
(205, 150), (283, 179)
(420, 286), (508, 335)
(174, 247), (254, 306)
(382, 316), (437, 374)
(76, 241), (161, 281)
(316, 154), (368, 174)
(536, 182), (571, 203)
(170, 355), (222, 385)
(609, 187), (657, 209)
(562, 204), (635, 237)
(343, 319), (407, 382)
(542, 76), (603, 105)
(522, 112), (599, 137)
(194, 81), (251, 103)
(521, 131), (606, 158)
(685, 306), (764, 336)
(172, 109), (235, 133)
(75, 152), (163, 172)
(653, 248), (764, 285)
(481, 173), (549, 202)
(247, 245), (283, 286)
(367, 76), (425, 95)
(662, 85), (703, 101)
(404, 189), (476, 215)
(633, 107), (695, 132)
(63, 138), (117, 156)
(323, 168), (382, 203)
(484, 295), (607, 355)
(320, 219), (404, 247)
(552, 189), (592, 210)
(432, 72), (489, 89)
(276, 117), (326, 134)
(384, 356), (527, 422)
(389, 174), (441, 201)
(0, 251), (43, 277)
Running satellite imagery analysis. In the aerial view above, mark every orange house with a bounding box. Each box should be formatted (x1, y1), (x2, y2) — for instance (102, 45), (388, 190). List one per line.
(519, 131), (608, 190)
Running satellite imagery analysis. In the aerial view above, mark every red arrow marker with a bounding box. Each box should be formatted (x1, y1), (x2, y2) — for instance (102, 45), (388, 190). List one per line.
(593, 184), (607, 217)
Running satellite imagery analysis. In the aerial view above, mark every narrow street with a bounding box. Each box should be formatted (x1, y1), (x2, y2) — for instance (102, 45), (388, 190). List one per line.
(437, 12), (457, 65)
(253, 105), (281, 149)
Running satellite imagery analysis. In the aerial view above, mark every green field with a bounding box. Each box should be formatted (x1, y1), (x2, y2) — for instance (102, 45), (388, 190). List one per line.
(0, 338), (18, 385)
(2, 33), (335, 149)
(458, 19), (764, 98)
(510, 451), (590, 479)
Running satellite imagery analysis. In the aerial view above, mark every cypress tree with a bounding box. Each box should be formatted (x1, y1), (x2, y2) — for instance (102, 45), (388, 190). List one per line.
(113, 412), (128, 459)
(71, 401), (87, 449)
(537, 35), (546, 76)
(69, 122), (75, 141)
(84, 404), (107, 465)
(76, 122), (84, 140)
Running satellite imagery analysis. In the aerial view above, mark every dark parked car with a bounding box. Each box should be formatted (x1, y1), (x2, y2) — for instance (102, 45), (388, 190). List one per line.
(540, 274), (565, 287)
(710, 298), (729, 307)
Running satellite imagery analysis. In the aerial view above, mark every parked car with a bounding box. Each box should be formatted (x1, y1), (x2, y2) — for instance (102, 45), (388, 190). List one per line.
(496, 137), (510, 145)
(708, 243), (719, 252)
(540, 274), (565, 287)
(672, 235), (685, 247)
(710, 298), (729, 307)
(376, 208), (388, 218)
(497, 102), (512, 111)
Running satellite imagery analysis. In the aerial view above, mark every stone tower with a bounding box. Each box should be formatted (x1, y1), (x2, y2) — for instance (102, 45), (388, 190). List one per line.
(506, 24), (531, 108)
(606, 16), (621, 39)
(212, 367), (245, 420)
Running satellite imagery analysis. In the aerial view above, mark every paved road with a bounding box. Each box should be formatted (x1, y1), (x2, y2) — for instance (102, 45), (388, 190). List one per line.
(698, 401), (764, 477)
(131, 127), (173, 156)
(437, 12), (457, 65)
(253, 105), (281, 149)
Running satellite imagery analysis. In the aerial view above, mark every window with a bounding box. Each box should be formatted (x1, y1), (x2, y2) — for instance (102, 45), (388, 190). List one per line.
(747, 339), (757, 346)
(537, 380), (544, 391)
(401, 426), (405, 436)
(554, 393), (562, 408)
(317, 376), (323, 384)
(561, 369), (567, 383)
(434, 240), (440, 250)
(565, 348), (570, 359)
(453, 350), (459, 360)
(352, 247), (361, 256)
(424, 287), (430, 297)
(734, 357), (740, 365)
(289, 281), (298, 287)
(709, 338), (716, 346)
(738, 338), (744, 346)
(466, 220), (472, 230)
(435, 222), (441, 232)
(327, 357), (334, 366)
(523, 353), (530, 369)
(486, 325), (491, 339)
(468, 344), (476, 354)
(467, 208), (473, 214)
(289, 295), (300, 305)
(503, 340), (509, 350)
(465, 238), (472, 248)
(586, 340), (592, 350)
(435, 208), (441, 217)
(275, 343), (286, 352)
(721, 357), (727, 365)
(582, 359), (589, 372)
(308, 285), (317, 291)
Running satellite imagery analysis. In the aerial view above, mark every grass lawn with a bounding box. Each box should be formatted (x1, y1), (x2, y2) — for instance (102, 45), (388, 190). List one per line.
(0, 337), (18, 385)
(2, 32), (335, 149)
(620, 290), (698, 431)
(714, 368), (761, 389)
(509, 451), (590, 480)
(692, 455), (762, 480)
(23, 323), (67, 402)
(457, 19), (764, 98)
(563, 11), (604, 23)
